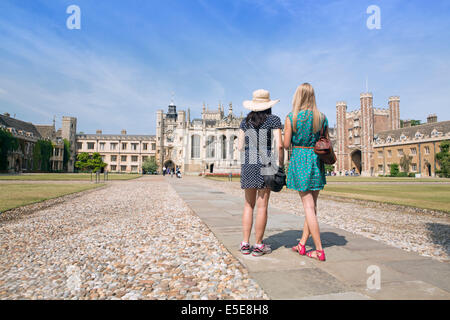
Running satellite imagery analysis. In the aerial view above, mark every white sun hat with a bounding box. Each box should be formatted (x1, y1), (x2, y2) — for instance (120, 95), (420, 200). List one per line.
(243, 89), (280, 112)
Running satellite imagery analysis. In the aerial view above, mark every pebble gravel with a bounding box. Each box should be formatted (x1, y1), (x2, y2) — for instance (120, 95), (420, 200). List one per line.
(0, 177), (268, 300)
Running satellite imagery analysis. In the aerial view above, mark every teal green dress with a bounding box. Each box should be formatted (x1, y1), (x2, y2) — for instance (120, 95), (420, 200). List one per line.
(287, 110), (327, 192)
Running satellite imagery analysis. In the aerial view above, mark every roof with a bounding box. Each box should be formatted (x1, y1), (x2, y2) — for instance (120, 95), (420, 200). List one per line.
(35, 125), (56, 140)
(76, 134), (156, 141)
(0, 113), (41, 137)
(374, 120), (450, 145)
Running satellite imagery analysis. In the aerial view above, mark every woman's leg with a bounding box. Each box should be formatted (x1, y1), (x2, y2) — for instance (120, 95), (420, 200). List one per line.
(255, 188), (271, 244)
(299, 191), (320, 245)
(300, 191), (323, 251)
(242, 188), (257, 243)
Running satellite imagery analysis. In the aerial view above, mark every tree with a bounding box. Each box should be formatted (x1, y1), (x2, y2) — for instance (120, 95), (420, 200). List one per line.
(75, 152), (106, 173)
(400, 155), (413, 173)
(89, 153), (107, 173)
(325, 164), (335, 172)
(0, 128), (19, 171)
(436, 140), (450, 178)
(75, 152), (91, 172)
(390, 163), (400, 177)
(142, 158), (158, 174)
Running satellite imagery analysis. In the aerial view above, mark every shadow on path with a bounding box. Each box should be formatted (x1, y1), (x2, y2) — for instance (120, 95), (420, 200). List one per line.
(264, 230), (348, 251)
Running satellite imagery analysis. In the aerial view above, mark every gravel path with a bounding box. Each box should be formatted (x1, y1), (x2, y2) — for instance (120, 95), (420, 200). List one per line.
(199, 178), (450, 262)
(0, 176), (267, 300)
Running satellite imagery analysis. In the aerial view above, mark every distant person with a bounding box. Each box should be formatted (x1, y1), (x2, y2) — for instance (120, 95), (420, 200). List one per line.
(163, 166), (166, 176)
(284, 83), (327, 262)
(238, 89), (284, 257)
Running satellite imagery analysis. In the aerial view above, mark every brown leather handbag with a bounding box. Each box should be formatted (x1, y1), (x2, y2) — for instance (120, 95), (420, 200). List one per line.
(314, 115), (337, 165)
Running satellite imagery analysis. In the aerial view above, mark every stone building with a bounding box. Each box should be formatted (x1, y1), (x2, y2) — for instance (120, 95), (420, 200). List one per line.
(156, 102), (244, 174)
(0, 113), (74, 172)
(75, 130), (157, 173)
(335, 93), (400, 176)
(373, 115), (450, 177)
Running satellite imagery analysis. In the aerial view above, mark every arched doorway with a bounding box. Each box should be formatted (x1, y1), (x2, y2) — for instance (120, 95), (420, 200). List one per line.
(164, 160), (175, 171)
(351, 150), (362, 174)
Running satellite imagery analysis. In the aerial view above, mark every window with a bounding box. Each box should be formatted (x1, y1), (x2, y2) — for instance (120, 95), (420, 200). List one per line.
(378, 165), (383, 172)
(410, 148), (417, 155)
(132, 156), (138, 162)
(121, 165), (127, 172)
(99, 143), (105, 151)
(378, 151), (383, 158)
(131, 165), (138, 173)
(121, 156), (127, 162)
(411, 164), (417, 172)
(110, 143), (117, 151)
(143, 143), (148, 151)
(110, 165), (117, 171)
(425, 146), (430, 155)
(142, 156), (148, 162)
(77, 142), (83, 150)
(398, 149), (404, 156)
(191, 135), (201, 159)
(111, 155), (117, 162)
(122, 143), (128, 150)
(152, 143), (156, 150)
(131, 143), (138, 151)
(207, 136), (216, 158)
(388, 150), (392, 157)
(87, 142), (95, 150)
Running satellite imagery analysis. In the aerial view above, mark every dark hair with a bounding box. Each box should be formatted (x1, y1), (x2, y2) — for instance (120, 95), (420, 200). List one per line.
(245, 108), (272, 128)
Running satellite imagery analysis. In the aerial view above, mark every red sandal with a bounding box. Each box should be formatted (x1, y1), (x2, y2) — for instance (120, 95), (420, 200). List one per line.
(306, 250), (326, 261)
(292, 242), (306, 255)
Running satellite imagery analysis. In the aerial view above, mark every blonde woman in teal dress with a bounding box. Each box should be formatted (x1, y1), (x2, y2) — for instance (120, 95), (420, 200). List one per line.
(283, 83), (327, 262)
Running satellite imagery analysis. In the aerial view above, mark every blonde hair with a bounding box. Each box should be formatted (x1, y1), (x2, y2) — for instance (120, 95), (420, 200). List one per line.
(291, 83), (322, 133)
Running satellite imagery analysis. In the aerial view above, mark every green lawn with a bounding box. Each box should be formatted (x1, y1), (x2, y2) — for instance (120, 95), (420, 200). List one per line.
(0, 183), (104, 212)
(326, 176), (450, 183)
(322, 184), (450, 213)
(0, 173), (142, 181)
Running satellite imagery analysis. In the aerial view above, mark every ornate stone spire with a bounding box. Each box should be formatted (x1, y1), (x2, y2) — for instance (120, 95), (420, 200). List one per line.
(229, 102), (233, 115)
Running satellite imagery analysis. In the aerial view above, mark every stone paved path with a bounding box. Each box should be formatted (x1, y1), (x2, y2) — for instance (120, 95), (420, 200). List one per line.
(169, 177), (450, 300)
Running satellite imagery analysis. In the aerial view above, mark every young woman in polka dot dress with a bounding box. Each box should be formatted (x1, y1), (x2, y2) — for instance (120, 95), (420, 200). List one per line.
(238, 89), (284, 257)
(283, 83), (328, 262)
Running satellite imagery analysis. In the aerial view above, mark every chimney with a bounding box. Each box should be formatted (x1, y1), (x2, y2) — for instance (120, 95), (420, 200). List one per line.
(427, 114), (437, 124)
(121, 129), (127, 135)
(403, 120), (412, 128)
(96, 130), (103, 135)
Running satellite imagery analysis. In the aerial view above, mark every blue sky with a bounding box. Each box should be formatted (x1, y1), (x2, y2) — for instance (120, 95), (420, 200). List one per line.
(1, 0), (449, 134)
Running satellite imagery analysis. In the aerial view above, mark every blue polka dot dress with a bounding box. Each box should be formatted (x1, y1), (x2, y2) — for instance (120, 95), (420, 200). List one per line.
(287, 110), (327, 192)
(240, 114), (282, 189)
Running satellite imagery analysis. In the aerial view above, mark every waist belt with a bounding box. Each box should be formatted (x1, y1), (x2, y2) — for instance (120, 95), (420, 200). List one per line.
(293, 146), (314, 149)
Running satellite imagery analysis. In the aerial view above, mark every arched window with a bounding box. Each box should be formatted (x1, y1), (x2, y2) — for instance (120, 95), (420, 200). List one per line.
(206, 136), (215, 158)
(191, 135), (200, 159)
(221, 135), (227, 160)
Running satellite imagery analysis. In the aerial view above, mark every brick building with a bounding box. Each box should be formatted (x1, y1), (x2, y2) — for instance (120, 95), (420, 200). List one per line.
(335, 93), (400, 176)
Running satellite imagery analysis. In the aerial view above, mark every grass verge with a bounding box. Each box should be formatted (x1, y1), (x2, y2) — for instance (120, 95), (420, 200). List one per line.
(322, 184), (450, 213)
(0, 173), (141, 181)
(0, 183), (104, 212)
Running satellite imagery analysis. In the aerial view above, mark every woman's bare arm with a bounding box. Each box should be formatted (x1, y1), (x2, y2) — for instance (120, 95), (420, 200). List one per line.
(283, 116), (292, 150)
(273, 128), (284, 167)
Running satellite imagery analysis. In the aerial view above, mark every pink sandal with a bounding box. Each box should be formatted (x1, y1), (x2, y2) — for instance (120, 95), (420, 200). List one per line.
(292, 242), (306, 255)
(306, 250), (326, 261)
